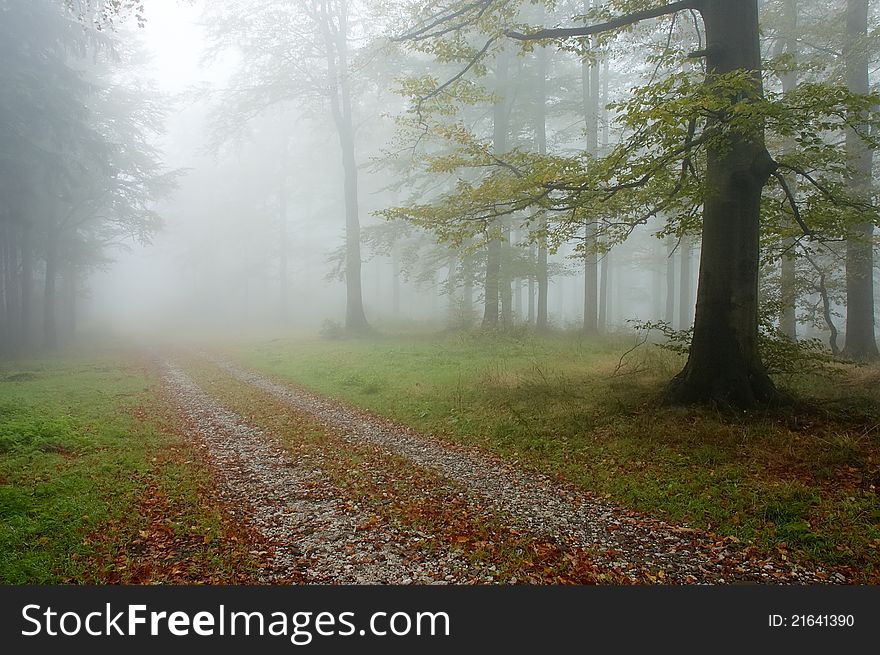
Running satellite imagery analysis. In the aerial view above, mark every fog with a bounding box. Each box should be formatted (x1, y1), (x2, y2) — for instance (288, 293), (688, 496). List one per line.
(2, 0), (872, 356)
(65, 0), (704, 344)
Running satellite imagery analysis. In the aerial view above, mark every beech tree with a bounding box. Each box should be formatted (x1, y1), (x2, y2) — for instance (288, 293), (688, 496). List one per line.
(205, 0), (373, 331)
(393, 0), (879, 406)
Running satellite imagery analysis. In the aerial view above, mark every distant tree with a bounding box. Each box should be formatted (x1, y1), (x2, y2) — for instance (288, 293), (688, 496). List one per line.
(0, 0), (175, 352)
(204, 0), (377, 331)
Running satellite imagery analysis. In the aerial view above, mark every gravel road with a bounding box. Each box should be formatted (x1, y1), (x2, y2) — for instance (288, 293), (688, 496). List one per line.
(187, 354), (839, 584)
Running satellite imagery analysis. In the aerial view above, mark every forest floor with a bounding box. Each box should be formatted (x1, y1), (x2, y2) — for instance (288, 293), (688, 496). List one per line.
(2, 332), (878, 583)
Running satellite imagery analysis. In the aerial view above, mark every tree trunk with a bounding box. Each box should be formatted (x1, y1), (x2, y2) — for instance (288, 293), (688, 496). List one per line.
(666, 0), (777, 406)
(278, 179), (289, 324)
(779, 0), (799, 340)
(462, 252), (474, 327)
(514, 278), (522, 323)
(483, 237), (501, 328)
(599, 249), (610, 331)
(323, 0), (368, 331)
(391, 246), (401, 318)
(842, 0), (878, 360)
(534, 27), (550, 332)
(665, 235), (676, 325)
(43, 222), (58, 351)
(679, 236), (693, 329)
(528, 243), (536, 324)
(484, 45), (512, 330)
(447, 255), (458, 326)
(582, 2), (600, 334)
(20, 222), (32, 350)
(63, 262), (76, 344)
(501, 226), (513, 328)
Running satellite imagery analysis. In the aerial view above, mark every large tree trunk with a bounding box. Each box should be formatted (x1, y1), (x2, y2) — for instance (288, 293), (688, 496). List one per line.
(323, 0), (368, 331)
(842, 0), (878, 360)
(667, 0), (777, 406)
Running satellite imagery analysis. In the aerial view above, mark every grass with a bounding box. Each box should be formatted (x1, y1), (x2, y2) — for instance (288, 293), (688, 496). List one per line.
(227, 330), (880, 581)
(0, 353), (261, 583)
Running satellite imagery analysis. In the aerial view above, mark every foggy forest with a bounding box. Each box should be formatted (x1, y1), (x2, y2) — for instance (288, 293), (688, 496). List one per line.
(2, 0), (880, 591)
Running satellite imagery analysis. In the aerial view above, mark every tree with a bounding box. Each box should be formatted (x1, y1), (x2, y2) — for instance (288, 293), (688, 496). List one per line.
(204, 0), (374, 331)
(841, 0), (878, 360)
(508, 1), (775, 405)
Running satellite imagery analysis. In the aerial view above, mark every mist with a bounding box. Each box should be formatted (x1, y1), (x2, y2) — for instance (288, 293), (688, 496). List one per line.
(38, 0), (712, 346)
(3, 0), (880, 611)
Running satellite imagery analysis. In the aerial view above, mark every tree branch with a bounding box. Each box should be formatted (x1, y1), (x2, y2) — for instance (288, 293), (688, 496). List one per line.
(769, 169), (815, 238)
(505, 1), (700, 41)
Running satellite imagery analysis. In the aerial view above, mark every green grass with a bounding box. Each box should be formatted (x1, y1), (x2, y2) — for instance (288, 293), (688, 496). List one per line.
(0, 353), (257, 583)
(228, 331), (880, 580)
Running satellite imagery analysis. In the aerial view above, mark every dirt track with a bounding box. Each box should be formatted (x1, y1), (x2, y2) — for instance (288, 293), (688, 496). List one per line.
(161, 355), (841, 585)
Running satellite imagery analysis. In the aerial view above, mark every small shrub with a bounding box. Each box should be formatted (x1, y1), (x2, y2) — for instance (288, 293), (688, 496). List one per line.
(319, 319), (345, 340)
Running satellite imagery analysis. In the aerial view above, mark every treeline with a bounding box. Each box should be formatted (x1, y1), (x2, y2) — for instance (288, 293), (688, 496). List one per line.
(0, 0), (175, 355)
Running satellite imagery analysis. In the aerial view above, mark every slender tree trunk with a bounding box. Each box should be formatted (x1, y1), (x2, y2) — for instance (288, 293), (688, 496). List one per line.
(667, 0), (777, 406)
(665, 235), (676, 325)
(599, 249), (610, 331)
(534, 25), (550, 332)
(447, 255), (458, 327)
(679, 236), (693, 329)
(501, 226), (513, 328)
(20, 222), (32, 350)
(514, 278), (522, 323)
(483, 238), (501, 328)
(653, 246), (664, 320)
(44, 221), (58, 351)
(557, 275), (565, 325)
(0, 223), (8, 352)
(63, 262), (76, 344)
(779, 0), (799, 339)
(842, 0), (878, 360)
(484, 45), (512, 330)
(581, 0), (600, 333)
(391, 246), (400, 318)
(462, 252), (474, 327)
(323, 0), (368, 331)
(527, 244), (536, 324)
(278, 179), (289, 324)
